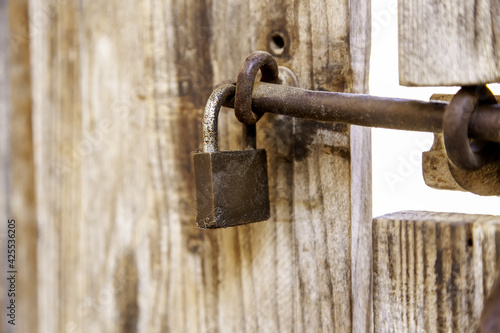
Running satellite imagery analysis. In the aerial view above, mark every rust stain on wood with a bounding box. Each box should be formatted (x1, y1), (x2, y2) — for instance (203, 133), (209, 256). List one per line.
(293, 120), (349, 162)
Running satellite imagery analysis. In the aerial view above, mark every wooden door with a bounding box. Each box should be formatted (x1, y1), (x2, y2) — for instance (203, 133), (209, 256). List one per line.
(1, 0), (372, 332)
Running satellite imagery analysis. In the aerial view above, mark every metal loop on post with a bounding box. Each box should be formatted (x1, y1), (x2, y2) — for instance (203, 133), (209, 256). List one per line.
(234, 51), (280, 125)
(443, 86), (499, 170)
(203, 84), (236, 153)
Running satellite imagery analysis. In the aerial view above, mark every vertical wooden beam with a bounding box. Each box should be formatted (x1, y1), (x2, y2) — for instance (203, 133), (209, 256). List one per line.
(1, 0), (38, 332)
(373, 211), (500, 332)
(27, 0), (372, 332)
(350, 1), (373, 331)
(29, 1), (84, 332)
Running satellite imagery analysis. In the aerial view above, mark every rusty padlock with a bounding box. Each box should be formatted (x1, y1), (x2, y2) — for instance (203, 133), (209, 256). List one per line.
(193, 84), (270, 229)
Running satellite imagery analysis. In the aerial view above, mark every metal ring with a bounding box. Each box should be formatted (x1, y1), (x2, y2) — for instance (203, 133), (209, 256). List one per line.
(234, 51), (280, 124)
(203, 84), (236, 153)
(443, 86), (498, 170)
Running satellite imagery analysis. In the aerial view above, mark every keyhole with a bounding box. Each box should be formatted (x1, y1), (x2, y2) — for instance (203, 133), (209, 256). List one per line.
(269, 32), (286, 56)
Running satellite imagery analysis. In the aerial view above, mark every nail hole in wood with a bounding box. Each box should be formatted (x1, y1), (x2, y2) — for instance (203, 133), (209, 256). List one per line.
(269, 32), (286, 56)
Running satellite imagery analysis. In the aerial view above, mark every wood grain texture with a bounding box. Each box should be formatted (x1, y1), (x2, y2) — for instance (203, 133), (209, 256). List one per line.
(349, 3), (373, 329)
(422, 133), (465, 191)
(1, 0), (38, 332)
(19, 0), (372, 332)
(373, 211), (500, 333)
(480, 276), (500, 332)
(398, 0), (500, 86)
(30, 1), (85, 331)
(0, 0), (9, 329)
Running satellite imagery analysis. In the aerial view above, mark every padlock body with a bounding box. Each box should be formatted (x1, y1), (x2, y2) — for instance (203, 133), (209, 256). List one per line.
(193, 149), (270, 229)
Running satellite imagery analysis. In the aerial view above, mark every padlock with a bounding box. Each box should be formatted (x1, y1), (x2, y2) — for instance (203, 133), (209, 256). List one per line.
(193, 84), (270, 229)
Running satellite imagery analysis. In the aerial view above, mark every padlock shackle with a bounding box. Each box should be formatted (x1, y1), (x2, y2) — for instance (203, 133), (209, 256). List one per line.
(203, 84), (257, 152)
(242, 123), (257, 150)
(203, 84), (236, 152)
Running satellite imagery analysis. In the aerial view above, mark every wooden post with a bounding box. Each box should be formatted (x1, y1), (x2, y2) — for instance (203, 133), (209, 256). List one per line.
(0, 0), (9, 327)
(373, 211), (500, 332)
(3, 0), (372, 331)
(398, 0), (500, 86)
(1, 0), (38, 332)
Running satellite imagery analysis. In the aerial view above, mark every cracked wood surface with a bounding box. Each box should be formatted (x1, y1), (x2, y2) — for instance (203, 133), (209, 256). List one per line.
(373, 211), (500, 333)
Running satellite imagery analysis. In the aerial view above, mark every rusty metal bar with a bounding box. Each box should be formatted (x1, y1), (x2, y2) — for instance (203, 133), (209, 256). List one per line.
(223, 82), (500, 143)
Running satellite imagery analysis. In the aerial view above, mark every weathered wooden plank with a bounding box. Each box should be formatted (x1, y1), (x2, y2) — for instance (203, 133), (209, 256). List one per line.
(351, 123), (373, 333)
(26, 0), (371, 332)
(480, 277), (500, 332)
(29, 1), (86, 332)
(373, 211), (500, 333)
(350, 2), (373, 331)
(0, 0), (9, 329)
(398, 0), (500, 86)
(1, 0), (38, 332)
